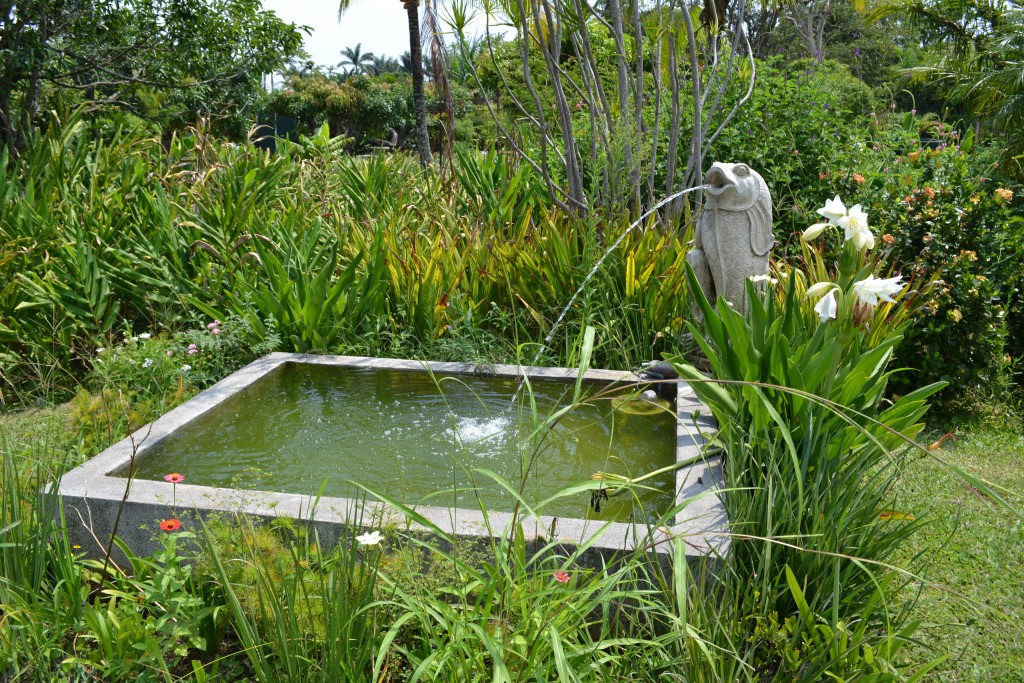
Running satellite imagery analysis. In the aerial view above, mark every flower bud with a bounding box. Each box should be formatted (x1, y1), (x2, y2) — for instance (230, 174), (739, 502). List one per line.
(802, 223), (831, 241)
(804, 281), (836, 298)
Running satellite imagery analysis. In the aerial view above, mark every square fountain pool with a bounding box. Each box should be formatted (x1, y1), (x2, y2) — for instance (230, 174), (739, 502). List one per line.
(58, 354), (727, 563)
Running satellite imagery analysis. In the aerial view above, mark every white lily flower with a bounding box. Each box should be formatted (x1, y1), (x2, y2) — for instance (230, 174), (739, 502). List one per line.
(838, 204), (874, 250)
(848, 225), (875, 250)
(817, 195), (847, 224)
(802, 222), (832, 241)
(814, 289), (838, 322)
(804, 281), (838, 299)
(852, 274), (903, 306)
(356, 530), (384, 546)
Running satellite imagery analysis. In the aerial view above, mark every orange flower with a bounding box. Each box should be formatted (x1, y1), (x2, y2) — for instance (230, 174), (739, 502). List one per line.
(853, 172), (865, 184)
(164, 473), (185, 484)
(881, 234), (895, 244)
(160, 519), (182, 532)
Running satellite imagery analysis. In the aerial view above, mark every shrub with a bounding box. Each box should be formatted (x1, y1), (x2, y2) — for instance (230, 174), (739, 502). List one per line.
(756, 105), (1024, 411)
(807, 119), (1023, 409)
(710, 57), (877, 228)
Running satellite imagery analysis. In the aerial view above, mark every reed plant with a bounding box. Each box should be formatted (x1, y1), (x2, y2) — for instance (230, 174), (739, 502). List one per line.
(199, 514), (384, 682)
(0, 448), (83, 677)
(664, 265), (1015, 679)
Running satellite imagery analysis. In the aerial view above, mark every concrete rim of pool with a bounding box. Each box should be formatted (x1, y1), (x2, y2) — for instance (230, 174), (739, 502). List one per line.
(57, 353), (729, 564)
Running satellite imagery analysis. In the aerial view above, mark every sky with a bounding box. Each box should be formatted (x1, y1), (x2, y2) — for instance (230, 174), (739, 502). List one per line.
(260, 0), (498, 70)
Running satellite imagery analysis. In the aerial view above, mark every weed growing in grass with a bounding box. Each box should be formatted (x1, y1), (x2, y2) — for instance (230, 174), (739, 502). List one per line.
(68, 528), (216, 677)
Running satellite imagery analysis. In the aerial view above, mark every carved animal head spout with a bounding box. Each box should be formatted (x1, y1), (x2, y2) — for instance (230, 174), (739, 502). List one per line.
(704, 162), (769, 212)
(685, 161), (774, 316)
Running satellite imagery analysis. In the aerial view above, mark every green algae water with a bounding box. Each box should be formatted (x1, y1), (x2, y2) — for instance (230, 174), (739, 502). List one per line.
(127, 364), (677, 521)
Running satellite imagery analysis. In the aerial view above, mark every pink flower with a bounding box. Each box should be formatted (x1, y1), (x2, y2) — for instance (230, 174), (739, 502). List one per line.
(206, 320), (221, 330)
(164, 473), (185, 484)
(166, 350), (174, 357)
(553, 570), (571, 584)
(211, 328), (220, 335)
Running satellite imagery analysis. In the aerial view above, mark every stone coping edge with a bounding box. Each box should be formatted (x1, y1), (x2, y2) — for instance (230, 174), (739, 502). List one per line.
(57, 353), (729, 564)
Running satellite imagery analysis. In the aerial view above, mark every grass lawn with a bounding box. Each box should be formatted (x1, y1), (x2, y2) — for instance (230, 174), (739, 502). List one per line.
(0, 403), (80, 476)
(899, 427), (1024, 681)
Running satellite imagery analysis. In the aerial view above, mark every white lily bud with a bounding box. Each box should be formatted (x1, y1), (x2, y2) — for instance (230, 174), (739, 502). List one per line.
(802, 223), (831, 241)
(804, 281), (837, 299)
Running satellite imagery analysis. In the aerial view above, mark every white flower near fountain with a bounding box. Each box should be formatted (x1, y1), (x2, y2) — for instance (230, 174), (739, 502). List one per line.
(800, 196), (905, 323)
(814, 289), (839, 322)
(816, 195), (848, 223)
(803, 195), (874, 250)
(839, 205), (874, 250)
(804, 281), (840, 322)
(853, 274), (904, 306)
(356, 530), (384, 546)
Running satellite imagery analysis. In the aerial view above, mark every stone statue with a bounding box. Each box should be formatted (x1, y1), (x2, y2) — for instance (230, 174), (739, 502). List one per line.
(685, 162), (774, 315)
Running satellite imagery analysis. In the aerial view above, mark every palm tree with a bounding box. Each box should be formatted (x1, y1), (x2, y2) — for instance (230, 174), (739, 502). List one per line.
(338, 43), (376, 75)
(369, 55), (402, 76)
(338, 1), (433, 167)
(399, 51), (415, 75)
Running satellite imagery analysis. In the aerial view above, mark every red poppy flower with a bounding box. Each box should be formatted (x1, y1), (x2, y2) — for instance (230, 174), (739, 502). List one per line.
(160, 519), (182, 532)
(164, 473), (185, 484)
(553, 570), (571, 584)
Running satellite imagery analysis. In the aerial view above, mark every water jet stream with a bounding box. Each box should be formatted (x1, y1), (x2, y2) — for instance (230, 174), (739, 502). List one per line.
(511, 184), (709, 405)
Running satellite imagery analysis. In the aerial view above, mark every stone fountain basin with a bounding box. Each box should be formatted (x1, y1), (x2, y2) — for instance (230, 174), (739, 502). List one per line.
(57, 353), (727, 565)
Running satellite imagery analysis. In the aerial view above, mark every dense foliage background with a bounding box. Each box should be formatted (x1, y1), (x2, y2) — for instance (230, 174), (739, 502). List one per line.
(1, 0), (1023, 681)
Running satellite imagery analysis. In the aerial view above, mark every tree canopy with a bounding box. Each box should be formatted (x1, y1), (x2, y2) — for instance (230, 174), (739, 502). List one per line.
(0, 0), (305, 148)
